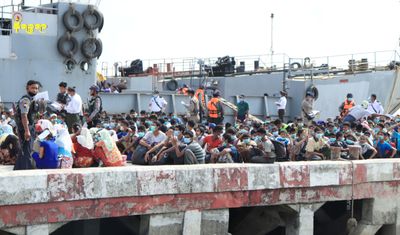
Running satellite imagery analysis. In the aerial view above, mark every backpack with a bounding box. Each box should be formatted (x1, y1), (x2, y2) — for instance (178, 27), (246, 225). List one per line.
(271, 139), (288, 161)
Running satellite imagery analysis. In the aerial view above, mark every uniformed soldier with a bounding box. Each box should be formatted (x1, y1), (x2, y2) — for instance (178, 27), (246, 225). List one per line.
(14, 80), (40, 170)
(56, 82), (69, 105)
(87, 85), (102, 128)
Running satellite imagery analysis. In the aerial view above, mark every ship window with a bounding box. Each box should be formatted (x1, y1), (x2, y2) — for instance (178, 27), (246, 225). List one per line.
(80, 61), (90, 71)
(65, 60), (75, 71)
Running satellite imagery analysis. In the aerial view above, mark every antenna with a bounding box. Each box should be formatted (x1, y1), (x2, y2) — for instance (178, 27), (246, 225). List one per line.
(270, 13), (274, 69)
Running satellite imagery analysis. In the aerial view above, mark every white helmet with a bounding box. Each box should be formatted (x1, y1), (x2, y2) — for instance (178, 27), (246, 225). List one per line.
(361, 100), (369, 109)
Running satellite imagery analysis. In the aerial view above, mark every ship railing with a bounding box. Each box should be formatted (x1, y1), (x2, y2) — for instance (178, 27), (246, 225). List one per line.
(287, 50), (399, 79)
(99, 53), (289, 78)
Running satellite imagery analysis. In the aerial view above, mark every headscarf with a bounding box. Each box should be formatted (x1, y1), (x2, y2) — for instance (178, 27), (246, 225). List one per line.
(97, 129), (114, 151)
(55, 128), (72, 152)
(77, 128), (94, 150)
(0, 124), (14, 144)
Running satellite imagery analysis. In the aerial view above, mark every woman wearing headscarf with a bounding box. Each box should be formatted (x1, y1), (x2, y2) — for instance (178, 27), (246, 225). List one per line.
(94, 129), (125, 166)
(0, 124), (15, 144)
(0, 135), (21, 166)
(32, 129), (59, 169)
(72, 127), (96, 167)
(55, 128), (73, 168)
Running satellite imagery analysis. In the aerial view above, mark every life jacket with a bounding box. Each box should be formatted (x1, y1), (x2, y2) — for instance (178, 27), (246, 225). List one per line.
(341, 100), (355, 117)
(207, 98), (221, 118)
(194, 88), (205, 106)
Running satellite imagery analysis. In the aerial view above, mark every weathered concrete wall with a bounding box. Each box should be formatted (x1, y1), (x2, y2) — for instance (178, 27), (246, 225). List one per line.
(0, 160), (400, 229)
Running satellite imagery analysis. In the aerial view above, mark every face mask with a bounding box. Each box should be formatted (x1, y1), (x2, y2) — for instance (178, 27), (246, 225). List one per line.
(329, 138), (336, 142)
(222, 142), (227, 147)
(383, 128), (388, 133)
(333, 127), (338, 133)
(298, 123), (304, 128)
(273, 131), (279, 137)
(243, 139), (250, 144)
(347, 98), (353, 101)
(149, 126), (156, 132)
(138, 132), (145, 138)
(346, 139), (354, 145)
(173, 130), (180, 136)
(396, 118), (400, 123)
(373, 128), (380, 134)
(109, 123), (116, 129)
(183, 137), (191, 144)
(254, 136), (261, 143)
(378, 136), (384, 141)
(164, 122), (171, 128)
(291, 134), (296, 139)
(315, 133), (323, 139)
(374, 118), (380, 124)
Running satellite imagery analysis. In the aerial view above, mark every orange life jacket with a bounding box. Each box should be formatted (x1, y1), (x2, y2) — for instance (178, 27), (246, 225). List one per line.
(341, 100), (355, 117)
(207, 98), (221, 118)
(194, 88), (205, 106)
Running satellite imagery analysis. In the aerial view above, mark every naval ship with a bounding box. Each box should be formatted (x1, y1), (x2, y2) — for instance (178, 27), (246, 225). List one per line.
(0, 0), (400, 122)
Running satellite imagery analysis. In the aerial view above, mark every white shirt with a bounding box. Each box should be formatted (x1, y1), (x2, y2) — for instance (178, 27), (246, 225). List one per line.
(275, 96), (287, 110)
(143, 131), (166, 145)
(149, 95), (167, 112)
(367, 101), (384, 114)
(65, 93), (83, 114)
(348, 105), (373, 120)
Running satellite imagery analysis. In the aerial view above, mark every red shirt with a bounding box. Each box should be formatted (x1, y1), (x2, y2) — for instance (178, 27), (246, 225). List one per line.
(203, 135), (223, 152)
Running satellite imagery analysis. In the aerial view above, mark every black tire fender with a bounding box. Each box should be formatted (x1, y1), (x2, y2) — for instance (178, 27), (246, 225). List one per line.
(166, 80), (178, 91)
(290, 62), (302, 70)
(82, 6), (103, 30)
(306, 85), (319, 100)
(81, 38), (103, 59)
(57, 32), (79, 58)
(63, 4), (83, 32)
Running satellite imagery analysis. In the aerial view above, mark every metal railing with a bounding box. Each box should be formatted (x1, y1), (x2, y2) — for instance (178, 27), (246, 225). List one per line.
(98, 50), (399, 79)
(287, 50), (400, 79)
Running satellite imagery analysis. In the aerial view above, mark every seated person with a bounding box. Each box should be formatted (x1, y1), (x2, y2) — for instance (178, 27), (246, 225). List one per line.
(305, 127), (330, 160)
(55, 128), (73, 168)
(32, 129), (60, 169)
(374, 131), (396, 158)
(202, 125), (223, 162)
(210, 134), (240, 163)
(132, 121), (166, 165)
(172, 131), (205, 164)
(72, 127), (96, 168)
(359, 135), (377, 159)
(0, 135), (21, 166)
(93, 129), (126, 166)
(330, 132), (349, 159)
(291, 129), (308, 161)
(250, 128), (276, 163)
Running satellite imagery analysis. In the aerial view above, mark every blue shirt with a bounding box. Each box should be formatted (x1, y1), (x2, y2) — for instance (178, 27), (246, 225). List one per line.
(391, 131), (400, 150)
(33, 140), (60, 169)
(376, 141), (393, 158)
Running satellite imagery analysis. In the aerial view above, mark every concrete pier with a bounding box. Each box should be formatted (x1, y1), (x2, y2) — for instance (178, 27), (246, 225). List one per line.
(1, 160), (400, 234)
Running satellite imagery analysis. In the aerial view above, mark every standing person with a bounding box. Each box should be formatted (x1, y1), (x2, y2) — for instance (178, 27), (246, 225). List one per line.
(62, 87), (82, 133)
(275, 91), (287, 122)
(14, 80), (40, 170)
(235, 94), (249, 123)
(367, 94), (384, 114)
(339, 93), (355, 119)
(301, 92), (315, 125)
(194, 86), (206, 123)
(148, 90), (167, 115)
(87, 85), (102, 128)
(56, 82), (69, 106)
(182, 89), (200, 123)
(207, 91), (224, 125)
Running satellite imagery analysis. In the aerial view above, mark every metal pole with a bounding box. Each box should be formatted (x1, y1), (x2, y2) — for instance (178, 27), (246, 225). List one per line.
(270, 13), (274, 69)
